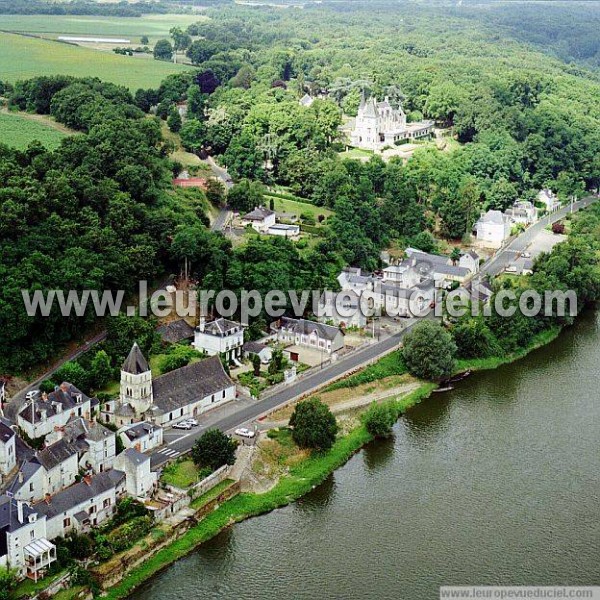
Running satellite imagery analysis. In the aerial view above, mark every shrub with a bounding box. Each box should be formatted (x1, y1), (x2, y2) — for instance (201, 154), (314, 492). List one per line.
(364, 402), (396, 438)
(191, 429), (237, 471)
(402, 321), (457, 381)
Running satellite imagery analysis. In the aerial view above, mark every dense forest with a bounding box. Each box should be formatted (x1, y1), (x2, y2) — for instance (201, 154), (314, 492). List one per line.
(2, 1), (600, 374)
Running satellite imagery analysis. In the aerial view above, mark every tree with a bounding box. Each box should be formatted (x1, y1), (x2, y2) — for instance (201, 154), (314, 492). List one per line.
(159, 345), (197, 373)
(402, 321), (457, 381)
(167, 107), (182, 133)
(179, 118), (206, 153)
(140, 35), (149, 45)
(0, 567), (18, 600)
(364, 402), (396, 438)
(227, 179), (265, 213)
(170, 27), (192, 64)
(450, 247), (461, 265)
(53, 361), (89, 391)
(289, 398), (338, 451)
(251, 353), (261, 376)
(552, 222), (565, 234)
(90, 350), (113, 390)
(205, 178), (226, 206)
(153, 39), (173, 62)
(191, 429), (237, 471)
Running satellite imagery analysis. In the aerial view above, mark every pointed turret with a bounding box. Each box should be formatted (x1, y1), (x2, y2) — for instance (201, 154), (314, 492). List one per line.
(121, 342), (150, 375)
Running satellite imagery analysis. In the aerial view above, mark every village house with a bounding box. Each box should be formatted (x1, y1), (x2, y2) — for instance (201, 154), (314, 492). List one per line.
(459, 250), (481, 274)
(241, 206), (276, 232)
(337, 267), (376, 293)
(0, 421), (17, 482)
(273, 318), (345, 355)
(119, 421), (163, 453)
(114, 449), (157, 499)
(241, 342), (273, 364)
(102, 344), (237, 428)
(193, 316), (245, 362)
(382, 263), (421, 288)
(17, 384), (93, 440)
(475, 210), (512, 248)
(538, 188), (561, 213)
(350, 94), (434, 151)
(0, 495), (56, 582)
(316, 290), (368, 329)
(371, 280), (435, 317)
(432, 264), (471, 288)
(34, 469), (127, 540)
(505, 200), (538, 225)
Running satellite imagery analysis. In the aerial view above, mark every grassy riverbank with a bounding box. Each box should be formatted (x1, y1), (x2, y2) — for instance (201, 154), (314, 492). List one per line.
(102, 383), (435, 600)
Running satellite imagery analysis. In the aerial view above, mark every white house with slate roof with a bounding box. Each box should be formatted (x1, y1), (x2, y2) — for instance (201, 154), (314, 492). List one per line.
(459, 250), (480, 274)
(17, 384), (93, 440)
(0, 495), (56, 581)
(34, 470), (126, 539)
(114, 449), (156, 499)
(475, 210), (511, 248)
(193, 316), (245, 361)
(241, 206), (276, 232)
(0, 421), (17, 481)
(119, 421), (163, 453)
(102, 344), (236, 427)
(274, 317), (345, 354)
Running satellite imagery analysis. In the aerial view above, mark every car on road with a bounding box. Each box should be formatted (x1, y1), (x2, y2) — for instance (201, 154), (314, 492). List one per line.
(183, 419), (199, 427)
(173, 421), (192, 430)
(521, 251), (531, 258)
(234, 427), (255, 438)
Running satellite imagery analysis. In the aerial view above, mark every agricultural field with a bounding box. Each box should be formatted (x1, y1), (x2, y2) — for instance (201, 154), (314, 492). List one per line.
(0, 14), (203, 44)
(0, 111), (71, 150)
(0, 31), (193, 90)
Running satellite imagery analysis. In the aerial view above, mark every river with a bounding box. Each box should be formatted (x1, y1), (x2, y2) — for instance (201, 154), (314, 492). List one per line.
(130, 309), (600, 600)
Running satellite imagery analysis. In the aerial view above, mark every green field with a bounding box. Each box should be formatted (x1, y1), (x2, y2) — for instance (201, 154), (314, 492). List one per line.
(0, 14), (202, 41)
(0, 31), (193, 90)
(0, 112), (70, 150)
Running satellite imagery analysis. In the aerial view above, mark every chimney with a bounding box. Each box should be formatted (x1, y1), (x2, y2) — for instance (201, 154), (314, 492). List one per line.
(199, 313), (206, 333)
(40, 408), (47, 420)
(16, 500), (24, 524)
(84, 475), (92, 486)
(18, 471), (23, 484)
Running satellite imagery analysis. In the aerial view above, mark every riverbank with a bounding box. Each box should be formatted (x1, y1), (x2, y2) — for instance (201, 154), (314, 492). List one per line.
(99, 323), (567, 600)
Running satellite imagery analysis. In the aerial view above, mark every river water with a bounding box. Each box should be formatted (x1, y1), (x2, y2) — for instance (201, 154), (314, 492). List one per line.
(130, 309), (600, 600)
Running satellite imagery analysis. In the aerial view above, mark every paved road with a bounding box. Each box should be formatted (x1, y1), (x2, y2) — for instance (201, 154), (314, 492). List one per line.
(204, 156), (233, 190)
(478, 195), (598, 279)
(150, 326), (416, 469)
(211, 206), (232, 232)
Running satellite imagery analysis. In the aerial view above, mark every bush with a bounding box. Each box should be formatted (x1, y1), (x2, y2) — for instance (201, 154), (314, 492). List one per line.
(289, 398), (338, 451)
(364, 402), (396, 438)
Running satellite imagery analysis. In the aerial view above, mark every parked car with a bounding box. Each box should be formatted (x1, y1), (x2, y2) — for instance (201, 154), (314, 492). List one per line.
(521, 251), (531, 258)
(173, 421), (192, 430)
(234, 427), (255, 438)
(184, 419), (199, 427)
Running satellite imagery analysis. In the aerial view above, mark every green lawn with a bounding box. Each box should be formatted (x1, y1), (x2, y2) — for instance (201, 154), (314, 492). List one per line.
(190, 479), (235, 509)
(338, 147), (374, 160)
(0, 32), (193, 90)
(160, 459), (203, 488)
(264, 195), (334, 222)
(0, 112), (69, 150)
(0, 14), (203, 41)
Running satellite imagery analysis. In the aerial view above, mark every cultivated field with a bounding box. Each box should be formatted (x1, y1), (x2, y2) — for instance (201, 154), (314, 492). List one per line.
(0, 111), (70, 150)
(0, 14), (203, 43)
(0, 31), (193, 90)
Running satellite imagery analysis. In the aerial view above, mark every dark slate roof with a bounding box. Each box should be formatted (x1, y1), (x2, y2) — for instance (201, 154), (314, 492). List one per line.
(121, 343), (150, 375)
(279, 317), (344, 341)
(433, 265), (470, 278)
(34, 470), (125, 519)
(6, 459), (43, 495)
(405, 248), (450, 266)
(157, 319), (195, 344)
(197, 318), (243, 338)
(120, 448), (149, 466)
(152, 356), (235, 412)
(242, 341), (268, 354)
(0, 421), (15, 444)
(242, 206), (275, 221)
(37, 439), (78, 471)
(121, 421), (160, 442)
(18, 383), (91, 425)
(0, 495), (40, 533)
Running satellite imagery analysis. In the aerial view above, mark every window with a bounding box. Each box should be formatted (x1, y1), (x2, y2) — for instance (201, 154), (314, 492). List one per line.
(222, 390), (226, 398)
(30, 530), (35, 540)
(63, 517), (71, 528)
(103, 498), (111, 509)
(89, 505), (96, 514)
(29, 483), (34, 492)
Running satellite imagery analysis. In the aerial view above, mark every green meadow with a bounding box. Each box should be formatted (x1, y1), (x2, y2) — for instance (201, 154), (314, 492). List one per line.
(0, 31), (193, 90)
(0, 14), (202, 41)
(0, 112), (70, 150)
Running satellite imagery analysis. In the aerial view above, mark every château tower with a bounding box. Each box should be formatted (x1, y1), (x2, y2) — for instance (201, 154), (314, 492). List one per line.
(120, 343), (153, 414)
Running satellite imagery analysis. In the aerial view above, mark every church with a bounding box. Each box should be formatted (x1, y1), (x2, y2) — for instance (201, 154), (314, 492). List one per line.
(350, 94), (434, 151)
(101, 343), (237, 427)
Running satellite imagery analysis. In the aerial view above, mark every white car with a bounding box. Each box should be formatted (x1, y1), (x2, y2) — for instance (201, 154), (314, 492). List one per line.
(234, 427), (255, 439)
(173, 421), (192, 430)
(185, 419), (199, 427)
